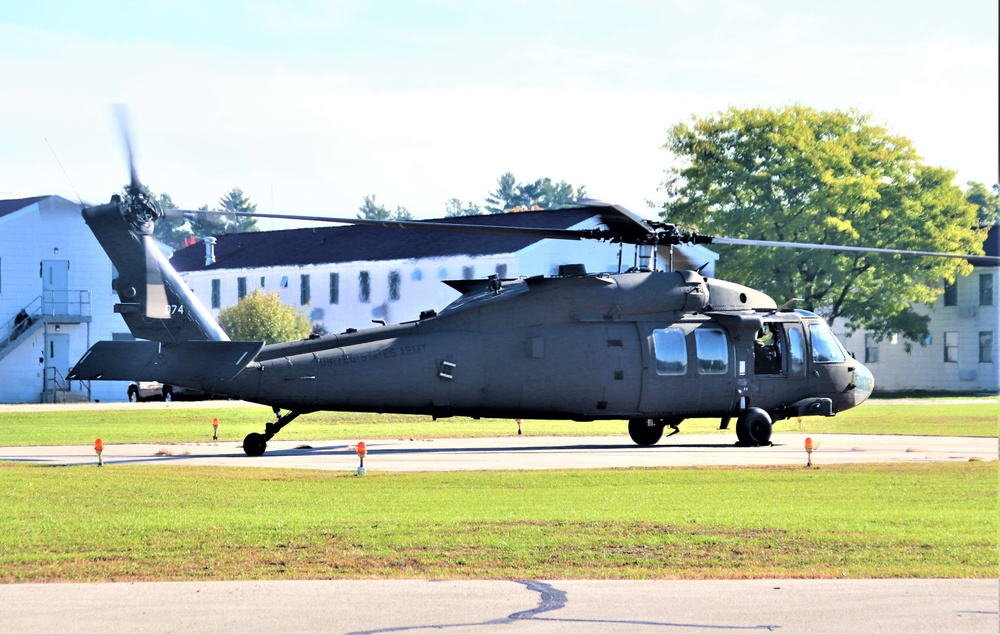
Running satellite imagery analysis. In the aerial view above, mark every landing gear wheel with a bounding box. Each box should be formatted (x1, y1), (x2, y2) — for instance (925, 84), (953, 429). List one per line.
(628, 418), (664, 446)
(243, 432), (267, 456)
(128, 387), (139, 403)
(736, 407), (773, 446)
(162, 387), (173, 402)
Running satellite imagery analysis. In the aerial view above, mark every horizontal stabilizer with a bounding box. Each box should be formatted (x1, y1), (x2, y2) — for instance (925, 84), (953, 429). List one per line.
(68, 340), (263, 387)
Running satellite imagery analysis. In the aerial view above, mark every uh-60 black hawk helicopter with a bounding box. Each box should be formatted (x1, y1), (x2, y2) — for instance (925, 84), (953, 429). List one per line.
(67, 134), (994, 456)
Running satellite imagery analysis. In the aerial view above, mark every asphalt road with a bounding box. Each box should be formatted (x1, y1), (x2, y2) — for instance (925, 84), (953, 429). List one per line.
(1, 578), (997, 634)
(1, 432), (995, 471)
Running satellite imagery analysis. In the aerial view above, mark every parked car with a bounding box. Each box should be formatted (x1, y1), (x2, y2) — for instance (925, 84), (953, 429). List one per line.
(127, 381), (211, 402)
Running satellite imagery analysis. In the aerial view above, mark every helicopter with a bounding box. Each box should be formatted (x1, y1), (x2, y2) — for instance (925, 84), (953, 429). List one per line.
(67, 129), (995, 456)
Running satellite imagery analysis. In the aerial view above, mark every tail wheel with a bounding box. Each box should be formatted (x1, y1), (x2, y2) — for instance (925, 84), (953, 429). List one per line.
(736, 407), (773, 446)
(628, 418), (664, 446)
(243, 432), (267, 457)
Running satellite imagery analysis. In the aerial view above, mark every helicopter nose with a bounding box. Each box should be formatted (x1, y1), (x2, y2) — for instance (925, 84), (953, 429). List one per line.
(853, 363), (875, 406)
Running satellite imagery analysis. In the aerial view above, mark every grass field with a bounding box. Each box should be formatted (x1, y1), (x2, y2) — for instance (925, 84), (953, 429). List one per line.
(0, 462), (995, 582)
(0, 398), (996, 447)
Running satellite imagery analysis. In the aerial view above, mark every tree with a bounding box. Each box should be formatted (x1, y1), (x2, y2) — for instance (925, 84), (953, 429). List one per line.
(358, 195), (412, 220)
(965, 181), (999, 228)
(150, 192), (191, 250)
(217, 290), (312, 344)
(218, 187), (260, 233)
(659, 105), (986, 345)
(483, 172), (587, 213)
(444, 198), (483, 217)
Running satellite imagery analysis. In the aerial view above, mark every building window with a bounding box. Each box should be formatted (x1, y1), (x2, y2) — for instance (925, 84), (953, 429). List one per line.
(388, 270), (401, 301)
(864, 333), (879, 364)
(980, 274), (994, 306)
(211, 279), (221, 309)
(943, 280), (957, 306)
(944, 331), (958, 363)
(462, 266), (474, 280)
(280, 276), (288, 288)
(300, 274), (311, 305)
(329, 273), (340, 304)
(496, 263), (508, 279)
(980, 331), (994, 363)
(359, 271), (371, 303)
(237, 277), (247, 300)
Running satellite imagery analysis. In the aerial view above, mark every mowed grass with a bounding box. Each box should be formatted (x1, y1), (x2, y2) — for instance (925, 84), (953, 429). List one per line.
(0, 398), (996, 447)
(0, 462), (994, 582)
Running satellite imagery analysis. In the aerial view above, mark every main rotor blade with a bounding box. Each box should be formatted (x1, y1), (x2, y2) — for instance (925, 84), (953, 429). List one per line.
(711, 236), (1000, 264)
(162, 209), (612, 241)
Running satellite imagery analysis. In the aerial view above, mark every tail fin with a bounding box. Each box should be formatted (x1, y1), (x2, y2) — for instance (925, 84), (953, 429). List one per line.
(83, 197), (228, 343)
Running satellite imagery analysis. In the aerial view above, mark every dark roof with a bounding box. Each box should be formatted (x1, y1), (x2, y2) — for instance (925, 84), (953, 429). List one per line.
(0, 196), (49, 219)
(969, 225), (999, 267)
(171, 208), (609, 272)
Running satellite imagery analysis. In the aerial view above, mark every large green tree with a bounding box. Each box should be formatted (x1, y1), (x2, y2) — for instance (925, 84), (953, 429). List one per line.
(965, 181), (999, 228)
(217, 290), (312, 344)
(484, 172), (587, 213)
(659, 105), (986, 345)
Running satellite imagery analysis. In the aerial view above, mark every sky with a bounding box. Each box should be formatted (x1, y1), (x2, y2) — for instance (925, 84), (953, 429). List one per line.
(1, 0), (997, 229)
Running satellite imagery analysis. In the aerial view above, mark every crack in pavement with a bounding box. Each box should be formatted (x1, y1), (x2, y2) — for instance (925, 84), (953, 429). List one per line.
(346, 580), (780, 634)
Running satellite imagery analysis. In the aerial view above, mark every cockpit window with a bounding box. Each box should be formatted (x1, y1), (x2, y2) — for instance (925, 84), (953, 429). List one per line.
(652, 328), (687, 375)
(695, 328), (729, 375)
(787, 325), (805, 375)
(808, 322), (847, 363)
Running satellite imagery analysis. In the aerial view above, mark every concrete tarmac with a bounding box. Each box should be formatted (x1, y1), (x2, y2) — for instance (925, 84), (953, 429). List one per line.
(1, 433), (995, 471)
(0, 579), (996, 634)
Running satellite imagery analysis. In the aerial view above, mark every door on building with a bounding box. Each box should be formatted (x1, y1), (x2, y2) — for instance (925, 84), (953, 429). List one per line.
(42, 260), (70, 315)
(45, 332), (70, 384)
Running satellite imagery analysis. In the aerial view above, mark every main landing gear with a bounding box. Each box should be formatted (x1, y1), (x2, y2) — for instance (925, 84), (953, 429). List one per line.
(627, 417), (682, 446)
(242, 408), (302, 457)
(735, 407), (773, 446)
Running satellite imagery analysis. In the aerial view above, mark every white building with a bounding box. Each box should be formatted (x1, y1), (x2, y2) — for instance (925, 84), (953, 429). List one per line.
(170, 208), (719, 335)
(0, 196), (130, 403)
(839, 226), (998, 394)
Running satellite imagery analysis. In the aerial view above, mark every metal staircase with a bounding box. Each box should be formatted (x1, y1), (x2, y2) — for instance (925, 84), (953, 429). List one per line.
(1, 291), (93, 402)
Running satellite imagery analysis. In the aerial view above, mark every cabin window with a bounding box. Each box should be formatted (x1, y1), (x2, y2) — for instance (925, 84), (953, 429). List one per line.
(300, 274), (311, 305)
(943, 279), (957, 306)
(329, 273), (340, 304)
(787, 326), (805, 375)
(944, 331), (958, 363)
(864, 333), (879, 363)
(389, 270), (401, 301)
(980, 274), (994, 306)
(694, 328), (729, 375)
(359, 271), (371, 303)
(808, 323), (846, 363)
(496, 263), (508, 279)
(210, 279), (221, 309)
(980, 331), (994, 363)
(237, 277), (247, 300)
(260, 276), (265, 288)
(462, 266), (475, 280)
(652, 328), (687, 376)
